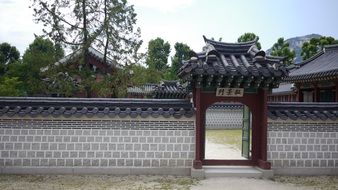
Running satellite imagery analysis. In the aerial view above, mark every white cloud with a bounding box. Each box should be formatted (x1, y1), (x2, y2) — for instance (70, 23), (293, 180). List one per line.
(0, 0), (43, 54)
(129, 0), (193, 13)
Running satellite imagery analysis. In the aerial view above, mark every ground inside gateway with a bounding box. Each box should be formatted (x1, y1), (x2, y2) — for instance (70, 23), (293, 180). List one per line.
(205, 129), (247, 160)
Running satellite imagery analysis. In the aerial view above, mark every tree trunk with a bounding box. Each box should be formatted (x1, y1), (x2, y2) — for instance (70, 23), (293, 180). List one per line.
(82, 0), (88, 66)
(103, 0), (109, 65)
(82, 0), (91, 97)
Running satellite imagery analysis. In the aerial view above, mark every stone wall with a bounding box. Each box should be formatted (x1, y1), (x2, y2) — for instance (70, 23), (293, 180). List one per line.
(205, 108), (243, 129)
(267, 119), (338, 175)
(0, 116), (195, 175)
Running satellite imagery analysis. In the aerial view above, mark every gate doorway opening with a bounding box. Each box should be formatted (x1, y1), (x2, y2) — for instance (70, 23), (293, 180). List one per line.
(205, 102), (252, 160)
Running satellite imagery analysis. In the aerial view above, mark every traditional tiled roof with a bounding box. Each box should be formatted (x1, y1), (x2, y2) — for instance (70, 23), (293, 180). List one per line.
(285, 44), (338, 82)
(268, 102), (338, 121)
(127, 84), (156, 97)
(0, 97), (194, 118)
(271, 83), (294, 95)
(178, 36), (288, 89)
(1, 98), (337, 121)
(153, 81), (189, 99)
(56, 47), (122, 69)
(208, 103), (243, 109)
(127, 81), (189, 99)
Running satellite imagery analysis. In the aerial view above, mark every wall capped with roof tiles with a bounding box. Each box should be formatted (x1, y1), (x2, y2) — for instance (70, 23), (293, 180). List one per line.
(0, 116), (195, 175)
(206, 108), (243, 129)
(268, 119), (338, 175)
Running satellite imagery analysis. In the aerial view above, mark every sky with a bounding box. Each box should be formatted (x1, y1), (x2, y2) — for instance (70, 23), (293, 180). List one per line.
(1, 0), (338, 58)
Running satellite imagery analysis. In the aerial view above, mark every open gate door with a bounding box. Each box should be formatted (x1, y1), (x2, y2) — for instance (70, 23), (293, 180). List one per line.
(241, 105), (251, 159)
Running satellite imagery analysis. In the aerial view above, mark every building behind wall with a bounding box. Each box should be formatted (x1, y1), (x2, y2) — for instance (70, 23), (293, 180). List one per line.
(45, 47), (122, 98)
(268, 44), (338, 102)
(127, 81), (190, 99)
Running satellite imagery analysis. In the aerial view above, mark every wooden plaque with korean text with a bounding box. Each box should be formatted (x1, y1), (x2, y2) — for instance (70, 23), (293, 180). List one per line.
(216, 88), (244, 97)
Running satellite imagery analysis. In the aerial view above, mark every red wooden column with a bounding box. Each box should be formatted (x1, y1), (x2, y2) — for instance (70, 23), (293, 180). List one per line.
(193, 87), (203, 169)
(296, 84), (303, 102)
(257, 89), (271, 169)
(314, 83), (320, 102)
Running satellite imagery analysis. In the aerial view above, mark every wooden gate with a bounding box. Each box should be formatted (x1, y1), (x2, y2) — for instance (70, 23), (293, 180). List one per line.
(241, 105), (251, 159)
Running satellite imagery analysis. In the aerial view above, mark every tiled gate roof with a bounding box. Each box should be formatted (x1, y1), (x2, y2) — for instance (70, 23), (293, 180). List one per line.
(178, 36), (288, 88)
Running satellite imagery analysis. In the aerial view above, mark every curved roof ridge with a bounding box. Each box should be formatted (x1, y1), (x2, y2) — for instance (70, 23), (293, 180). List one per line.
(203, 35), (257, 46)
(298, 50), (324, 66)
(266, 54), (285, 61)
(281, 43), (338, 67)
(324, 44), (338, 51)
(55, 46), (122, 68)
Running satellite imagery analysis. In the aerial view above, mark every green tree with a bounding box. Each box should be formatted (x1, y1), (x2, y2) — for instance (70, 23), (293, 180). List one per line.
(43, 63), (77, 97)
(169, 42), (191, 80)
(237, 33), (262, 50)
(96, 68), (130, 98)
(0, 42), (20, 75)
(146, 37), (171, 71)
(23, 37), (64, 68)
(32, 0), (141, 65)
(128, 64), (147, 86)
(301, 36), (338, 60)
(32, 0), (142, 98)
(20, 37), (64, 96)
(128, 64), (162, 85)
(270, 37), (295, 65)
(0, 77), (22, 96)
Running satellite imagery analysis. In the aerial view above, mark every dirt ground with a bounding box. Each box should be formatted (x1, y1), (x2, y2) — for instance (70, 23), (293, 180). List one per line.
(205, 129), (244, 160)
(205, 137), (244, 160)
(0, 175), (337, 190)
(0, 175), (196, 190)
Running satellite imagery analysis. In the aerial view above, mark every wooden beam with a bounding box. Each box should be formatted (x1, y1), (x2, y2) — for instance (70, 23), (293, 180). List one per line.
(216, 75), (224, 87)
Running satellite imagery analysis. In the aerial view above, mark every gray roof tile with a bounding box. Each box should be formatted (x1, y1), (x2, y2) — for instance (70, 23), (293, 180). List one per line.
(153, 81), (189, 99)
(0, 97), (194, 119)
(286, 44), (338, 82)
(178, 36), (287, 88)
(271, 83), (294, 94)
(268, 102), (338, 121)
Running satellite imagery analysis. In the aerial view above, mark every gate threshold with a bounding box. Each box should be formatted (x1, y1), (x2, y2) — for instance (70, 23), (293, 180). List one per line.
(191, 166), (273, 179)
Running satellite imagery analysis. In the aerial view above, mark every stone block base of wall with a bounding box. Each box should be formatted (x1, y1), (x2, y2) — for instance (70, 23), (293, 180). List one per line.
(268, 119), (338, 175)
(273, 168), (338, 176)
(0, 167), (191, 175)
(0, 117), (195, 175)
